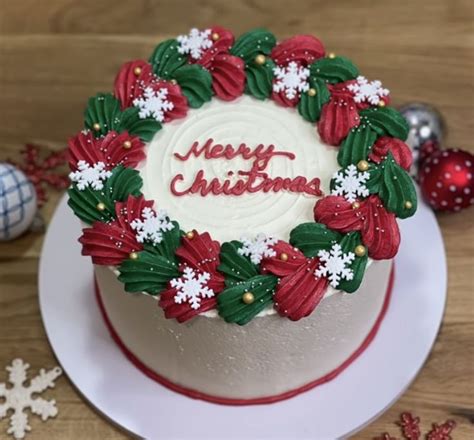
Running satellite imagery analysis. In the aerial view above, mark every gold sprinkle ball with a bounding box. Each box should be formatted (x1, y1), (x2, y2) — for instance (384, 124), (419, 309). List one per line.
(357, 160), (370, 172)
(96, 202), (106, 211)
(186, 231), (195, 240)
(211, 32), (220, 41)
(123, 140), (132, 149)
(242, 292), (255, 304)
(170, 79), (178, 85)
(133, 66), (142, 76)
(129, 252), (139, 260)
(254, 54), (266, 65)
(354, 245), (366, 257)
(378, 100), (386, 107)
(352, 201), (361, 209)
(308, 88), (317, 97)
(92, 123), (101, 132)
(404, 201), (413, 209)
(328, 52), (336, 59)
(280, 252), (289, 262)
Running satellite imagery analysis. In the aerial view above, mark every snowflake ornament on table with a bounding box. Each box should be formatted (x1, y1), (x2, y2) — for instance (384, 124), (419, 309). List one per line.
(315, 243), (355, 288)
(331, 164), (370, 203)
(347, 75), (389, 105)
(171, 267), (215, 310)
(0, 359), (62, 439)
(69, 160), (112, 191)
(273, 61), (310, 100)
(130, 206), (174, 245)
(238, 233), (278, 265)
(177, 28), (213, 60)
(133, 87), (174, 122)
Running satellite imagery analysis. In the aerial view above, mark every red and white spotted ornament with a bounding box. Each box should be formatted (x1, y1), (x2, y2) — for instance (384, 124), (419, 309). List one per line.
(418, 148), (474, 212)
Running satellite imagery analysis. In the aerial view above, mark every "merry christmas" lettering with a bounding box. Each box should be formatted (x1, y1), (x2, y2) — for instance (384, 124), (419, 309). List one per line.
(170, 138), (322, 197)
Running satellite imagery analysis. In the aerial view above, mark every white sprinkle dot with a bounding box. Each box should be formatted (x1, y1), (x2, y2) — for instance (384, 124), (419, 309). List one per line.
(445, 172), (451, 179)
(441, 200), (448, 206)
(436, 181), (443, 188)
(449, 185), (456, 192)
(431, 191), (438, 197)
(455, 197), (463, 204)
(464, 187), (471, 194)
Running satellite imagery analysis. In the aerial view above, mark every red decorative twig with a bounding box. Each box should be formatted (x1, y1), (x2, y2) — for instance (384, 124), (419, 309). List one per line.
(8, 144), (69, 206)
(398, 412), (421, 440)
(426, 420), (456, 440)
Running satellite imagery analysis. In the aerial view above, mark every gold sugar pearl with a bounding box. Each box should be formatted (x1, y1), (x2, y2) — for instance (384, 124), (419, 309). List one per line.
(211, 32), (220, 41)
(328, 52), (336, 59)
(405, 201), (413, 209)
(352, 201), (361, 210)
(96, 202), (106, 211)
(280, 252), (289, 262)
(378, 100), (386, 107)
(254, 54), (266, 65)
(123, 140), (132, 149)
(129, 252), (139, 260)
(354, 245), (366, 257)
(357, 160), (370, 172)
(308, 88), (317, 97)
(186, 231), (195, 240)
(170, 79), (178, 85)
(92, 123), (101, 132)
(242, 292), (255, 305)
(133, 66), (142, 76)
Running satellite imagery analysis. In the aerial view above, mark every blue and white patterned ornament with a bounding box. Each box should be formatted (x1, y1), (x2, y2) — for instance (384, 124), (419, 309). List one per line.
(0, 163), (37, 241)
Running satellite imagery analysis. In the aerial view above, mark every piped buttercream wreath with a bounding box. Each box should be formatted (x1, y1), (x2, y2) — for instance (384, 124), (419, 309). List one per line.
(67, 27), (417, 325)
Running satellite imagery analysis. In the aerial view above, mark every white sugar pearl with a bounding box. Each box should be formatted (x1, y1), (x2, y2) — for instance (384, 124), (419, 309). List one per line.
(445, 172), (451, 179)
(464, 187), (471, 194)
(449, 185), (456, 192)
(441, 200), (448, 206)
(455, 197), (463, 203)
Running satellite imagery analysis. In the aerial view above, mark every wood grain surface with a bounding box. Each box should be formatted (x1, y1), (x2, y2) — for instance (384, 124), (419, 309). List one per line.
(0, 1), (473, 438)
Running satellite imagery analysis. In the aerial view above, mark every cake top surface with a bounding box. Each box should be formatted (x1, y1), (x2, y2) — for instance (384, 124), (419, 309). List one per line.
(67, 27), (417, 325)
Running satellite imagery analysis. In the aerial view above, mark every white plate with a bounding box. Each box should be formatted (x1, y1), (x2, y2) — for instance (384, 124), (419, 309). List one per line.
(39, 195), (446, 439)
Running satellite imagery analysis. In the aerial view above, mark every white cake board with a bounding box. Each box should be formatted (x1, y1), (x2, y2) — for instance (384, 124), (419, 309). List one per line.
(39, 195), (446, 439)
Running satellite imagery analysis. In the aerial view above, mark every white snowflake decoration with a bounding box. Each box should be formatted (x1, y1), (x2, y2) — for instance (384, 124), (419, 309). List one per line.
(0, 359), (62, 439)
(315, 243), (355, 288)
(130, 206), (174, 245)
(177, 28), (213, 60)
(273, 61), (310, 100)
(238, 233), (278, 265)
(69, 160), (112, 191)
(347, 75), (389, 105)
(133, 87), (174, 122)
(331, 164), (370, 203)
(171, 267), (215, 310)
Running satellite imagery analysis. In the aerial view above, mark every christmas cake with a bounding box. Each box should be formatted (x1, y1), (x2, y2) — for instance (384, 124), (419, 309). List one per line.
(66, 27), (417, 404)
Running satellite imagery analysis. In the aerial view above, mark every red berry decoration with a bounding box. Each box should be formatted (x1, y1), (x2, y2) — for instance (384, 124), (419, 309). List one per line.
(418, 148), (474, 212)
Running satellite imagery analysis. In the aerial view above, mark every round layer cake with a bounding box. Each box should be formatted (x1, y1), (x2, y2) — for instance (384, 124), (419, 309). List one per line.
(67, 27), (417, 404)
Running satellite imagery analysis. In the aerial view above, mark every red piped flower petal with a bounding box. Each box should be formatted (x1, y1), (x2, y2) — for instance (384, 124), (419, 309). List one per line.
(176, 230), (223, 278)
(114, 60), (154, 109)
(361, 195), (400, 259)
(274, 259), (329, 320)
(79, 222), (142, 266)
(271, 35), (325, 66)
(314, 195), (363, 233)
(271, 87), (300, 108)
(158, 273), (224, 323)
(210, 53), (245, 101)
(260, 240), (307, 277)
(114, 195), (154, 231)
(193, 26), (235, 68)
(148, 80), (188, 122)
(369, 136), (413, 171)
(68, 131), (105, 170)
(99, 131), (145, 169)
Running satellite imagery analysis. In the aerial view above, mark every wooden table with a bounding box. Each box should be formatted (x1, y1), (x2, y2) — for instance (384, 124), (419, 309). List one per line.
(1, 1), (473, 438)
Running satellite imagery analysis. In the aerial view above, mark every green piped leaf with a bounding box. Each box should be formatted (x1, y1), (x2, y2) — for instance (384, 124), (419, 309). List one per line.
(118, 250), (179, 295)
(337, 125), (378, 167)
(67, 166), (142, 224)
(365, 164), (384, 194)
(298, 78), (330, 122)
(290, 223), (341, 258)
(359, 107), (409, 141)
(338, 232), (368, 293)
(218, 241), (259, 287)
(143, 221), (181, 265)
(378, 153), (417, 218)
(230, 29), (276, 64)
(119, 107), (162, 142)
(84, 93), (122, 137)
(173, 64), (213, 108)
(217, 275), (278, 325)
(149, 39), (187, 79)
(244, 59), (275, 100)
(309, 56), (359, 84)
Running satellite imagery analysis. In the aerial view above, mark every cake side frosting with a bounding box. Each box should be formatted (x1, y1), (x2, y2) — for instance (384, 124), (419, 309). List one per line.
(66, 27), (417, 326)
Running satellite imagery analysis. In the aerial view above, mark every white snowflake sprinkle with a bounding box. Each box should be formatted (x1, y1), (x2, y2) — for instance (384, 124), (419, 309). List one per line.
(0, 359), (62, 439)
(238, 233), (278, 265)
(130, 207), (174, 245)
(171, 267), (215, 310)
(315, 243), (355, 288)
(177, 28), (213, 60)
(69, 160), (112, 191)
(273, 61), (310, 100)
(331, 164), (370, 203)
(347, 75), (389, 105)
(133, 87), (174, 122)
